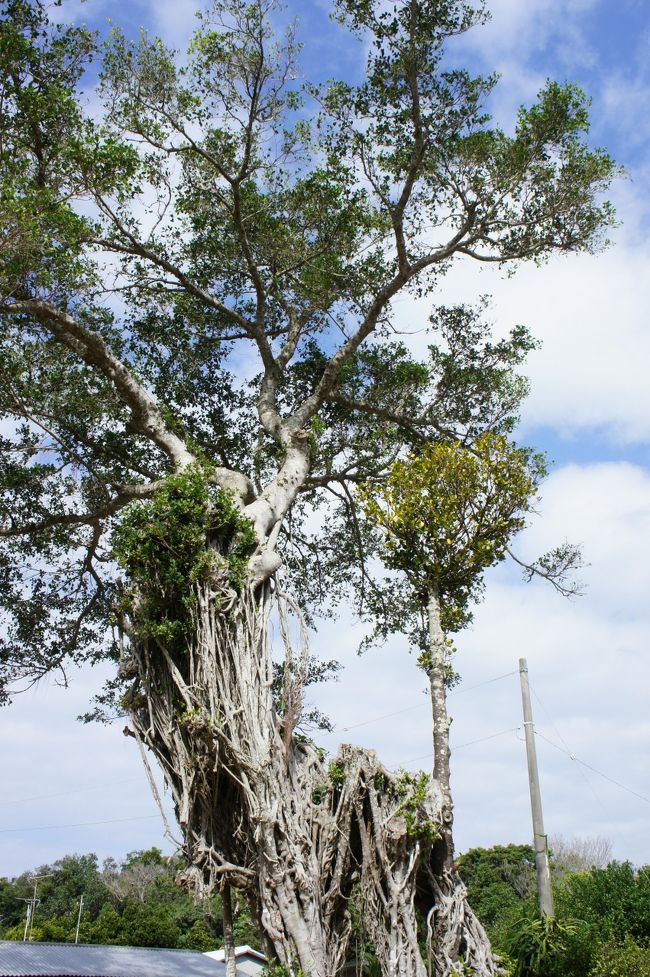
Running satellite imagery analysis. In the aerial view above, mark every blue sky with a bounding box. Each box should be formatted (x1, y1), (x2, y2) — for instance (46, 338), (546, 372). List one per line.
(2, 0), (650, 883)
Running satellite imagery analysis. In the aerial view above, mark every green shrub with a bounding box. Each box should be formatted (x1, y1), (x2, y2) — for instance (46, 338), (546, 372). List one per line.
(589, 936), (650, 977)
(505, 914), (577, 977)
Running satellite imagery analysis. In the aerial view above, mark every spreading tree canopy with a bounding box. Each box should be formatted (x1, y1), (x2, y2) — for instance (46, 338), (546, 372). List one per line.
(0, 0), (615, 974)
(0, 0), (614, 696)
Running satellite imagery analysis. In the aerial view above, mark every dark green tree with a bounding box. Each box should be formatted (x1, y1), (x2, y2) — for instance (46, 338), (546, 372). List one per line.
(0, 848), (233, 950)
(0, 0), (615, 972)
(37, 854), (106, 922)
(455, 853), (650, 977)
(554, 862), (650, 955)
(0, 877), (24, 931)
(457, 844), (536, 932)
(118, 902), (181, 949)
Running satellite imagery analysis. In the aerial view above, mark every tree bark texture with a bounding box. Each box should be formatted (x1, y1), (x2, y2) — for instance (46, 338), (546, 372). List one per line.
(427, 588), (454, 872)
(126, 576), (499, 976)
(425, 588), (499, 976)
(221, 884), (238, 977)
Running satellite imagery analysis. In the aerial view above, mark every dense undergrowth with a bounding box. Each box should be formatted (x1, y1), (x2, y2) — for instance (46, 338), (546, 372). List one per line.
(457, 846), (650, 977)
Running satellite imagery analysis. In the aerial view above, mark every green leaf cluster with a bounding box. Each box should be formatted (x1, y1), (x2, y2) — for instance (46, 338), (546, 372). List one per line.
(113, 465), (257, 647)
(328, 761), (346, 785)
(458, 850), (650, 977)
(457, 844), (536, 931)
(589, 936), (650, 977)
(506, 914), (578, 977)
(391, 770), (439, 843)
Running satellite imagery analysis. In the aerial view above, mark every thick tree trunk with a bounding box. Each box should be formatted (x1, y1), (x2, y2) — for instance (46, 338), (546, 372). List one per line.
(354, 783), (430, 977)
(127, 583), (345, 976)
(124, 568), (497, 976)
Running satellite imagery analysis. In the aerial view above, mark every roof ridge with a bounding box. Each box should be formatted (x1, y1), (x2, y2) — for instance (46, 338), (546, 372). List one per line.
(0, 942), (213, 955)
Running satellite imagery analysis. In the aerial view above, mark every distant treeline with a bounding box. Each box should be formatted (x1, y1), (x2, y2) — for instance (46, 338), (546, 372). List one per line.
(0, 847), (257, 951)
(2, 839), (649, 976)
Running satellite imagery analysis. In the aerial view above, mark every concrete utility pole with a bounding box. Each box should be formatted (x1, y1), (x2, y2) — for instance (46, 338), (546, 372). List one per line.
(221, 884), (238, 977)
(21, 874), (53, 941)
(519, 658), (554, 918)
(21, 901), (31, 943)
(75, 894), (84, 944)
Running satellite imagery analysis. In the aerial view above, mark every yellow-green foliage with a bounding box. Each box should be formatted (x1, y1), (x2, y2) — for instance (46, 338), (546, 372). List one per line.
(359, 433), (544, 627)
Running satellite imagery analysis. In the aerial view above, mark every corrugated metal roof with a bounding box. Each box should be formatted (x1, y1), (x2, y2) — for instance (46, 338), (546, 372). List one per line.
(0, 942), (230, 977)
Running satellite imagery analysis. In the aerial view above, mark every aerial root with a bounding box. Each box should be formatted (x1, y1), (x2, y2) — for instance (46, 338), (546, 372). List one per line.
(427, 869), (503, 976)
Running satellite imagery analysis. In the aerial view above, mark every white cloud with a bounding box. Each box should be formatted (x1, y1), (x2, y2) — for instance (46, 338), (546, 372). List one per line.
(0, 667), (174, 877)
(458, 0), (599, 65)
(495, 244), (650, 443)
(311, 460), (650, 864)
(522, 462), (650, 612)
(446, 0), (609, 137)
(150, 0), (202, 47)
(389, 175), (650, 446)
(601, 76), (650, 153)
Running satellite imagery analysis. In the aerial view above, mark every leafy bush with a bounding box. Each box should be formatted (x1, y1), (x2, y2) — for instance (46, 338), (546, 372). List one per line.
(589, 936), (650, 977)
(458, 844), (536, 931)
(505, 914), (577, 977)
(554, 862), (650, 945)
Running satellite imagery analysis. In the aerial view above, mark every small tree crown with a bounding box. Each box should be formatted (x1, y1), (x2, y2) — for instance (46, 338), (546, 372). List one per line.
(359, 433), (545, 627)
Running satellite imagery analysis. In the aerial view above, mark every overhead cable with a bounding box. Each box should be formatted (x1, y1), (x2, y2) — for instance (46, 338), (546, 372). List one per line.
(0, 811), (174, 835)
(323, 669), (517, 736)
(390, 726), (521, 769)
(534, 730), (650, 807)
(0, 778), (143, 808)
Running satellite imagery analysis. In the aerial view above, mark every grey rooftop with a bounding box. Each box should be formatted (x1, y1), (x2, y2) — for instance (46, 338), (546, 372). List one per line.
(0, 942), (230, 977)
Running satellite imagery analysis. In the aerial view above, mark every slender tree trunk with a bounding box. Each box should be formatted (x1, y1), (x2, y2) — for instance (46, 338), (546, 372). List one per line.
(427, 587), (454, 872)
(424, 587), (501, 977)
(221, 884), (238, 977)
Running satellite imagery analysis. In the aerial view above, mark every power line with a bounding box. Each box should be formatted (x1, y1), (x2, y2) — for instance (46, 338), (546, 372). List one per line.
(327, 701), (429, 735)
(534, 730), (650, 808)
(452, 670), (519, 697)
(530, 686), (573, 755)
(322, 669), (517, 737)
(454, 726), (521, 752)
(529, 682), (649, 810)
(0, 726), (521, 833)
(0, 670), (517, 832)
(390, 726), (521, 769)
(0, 778), (143, 808)
(530, 683), (606, 814)
(0, 812), (175, 835)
